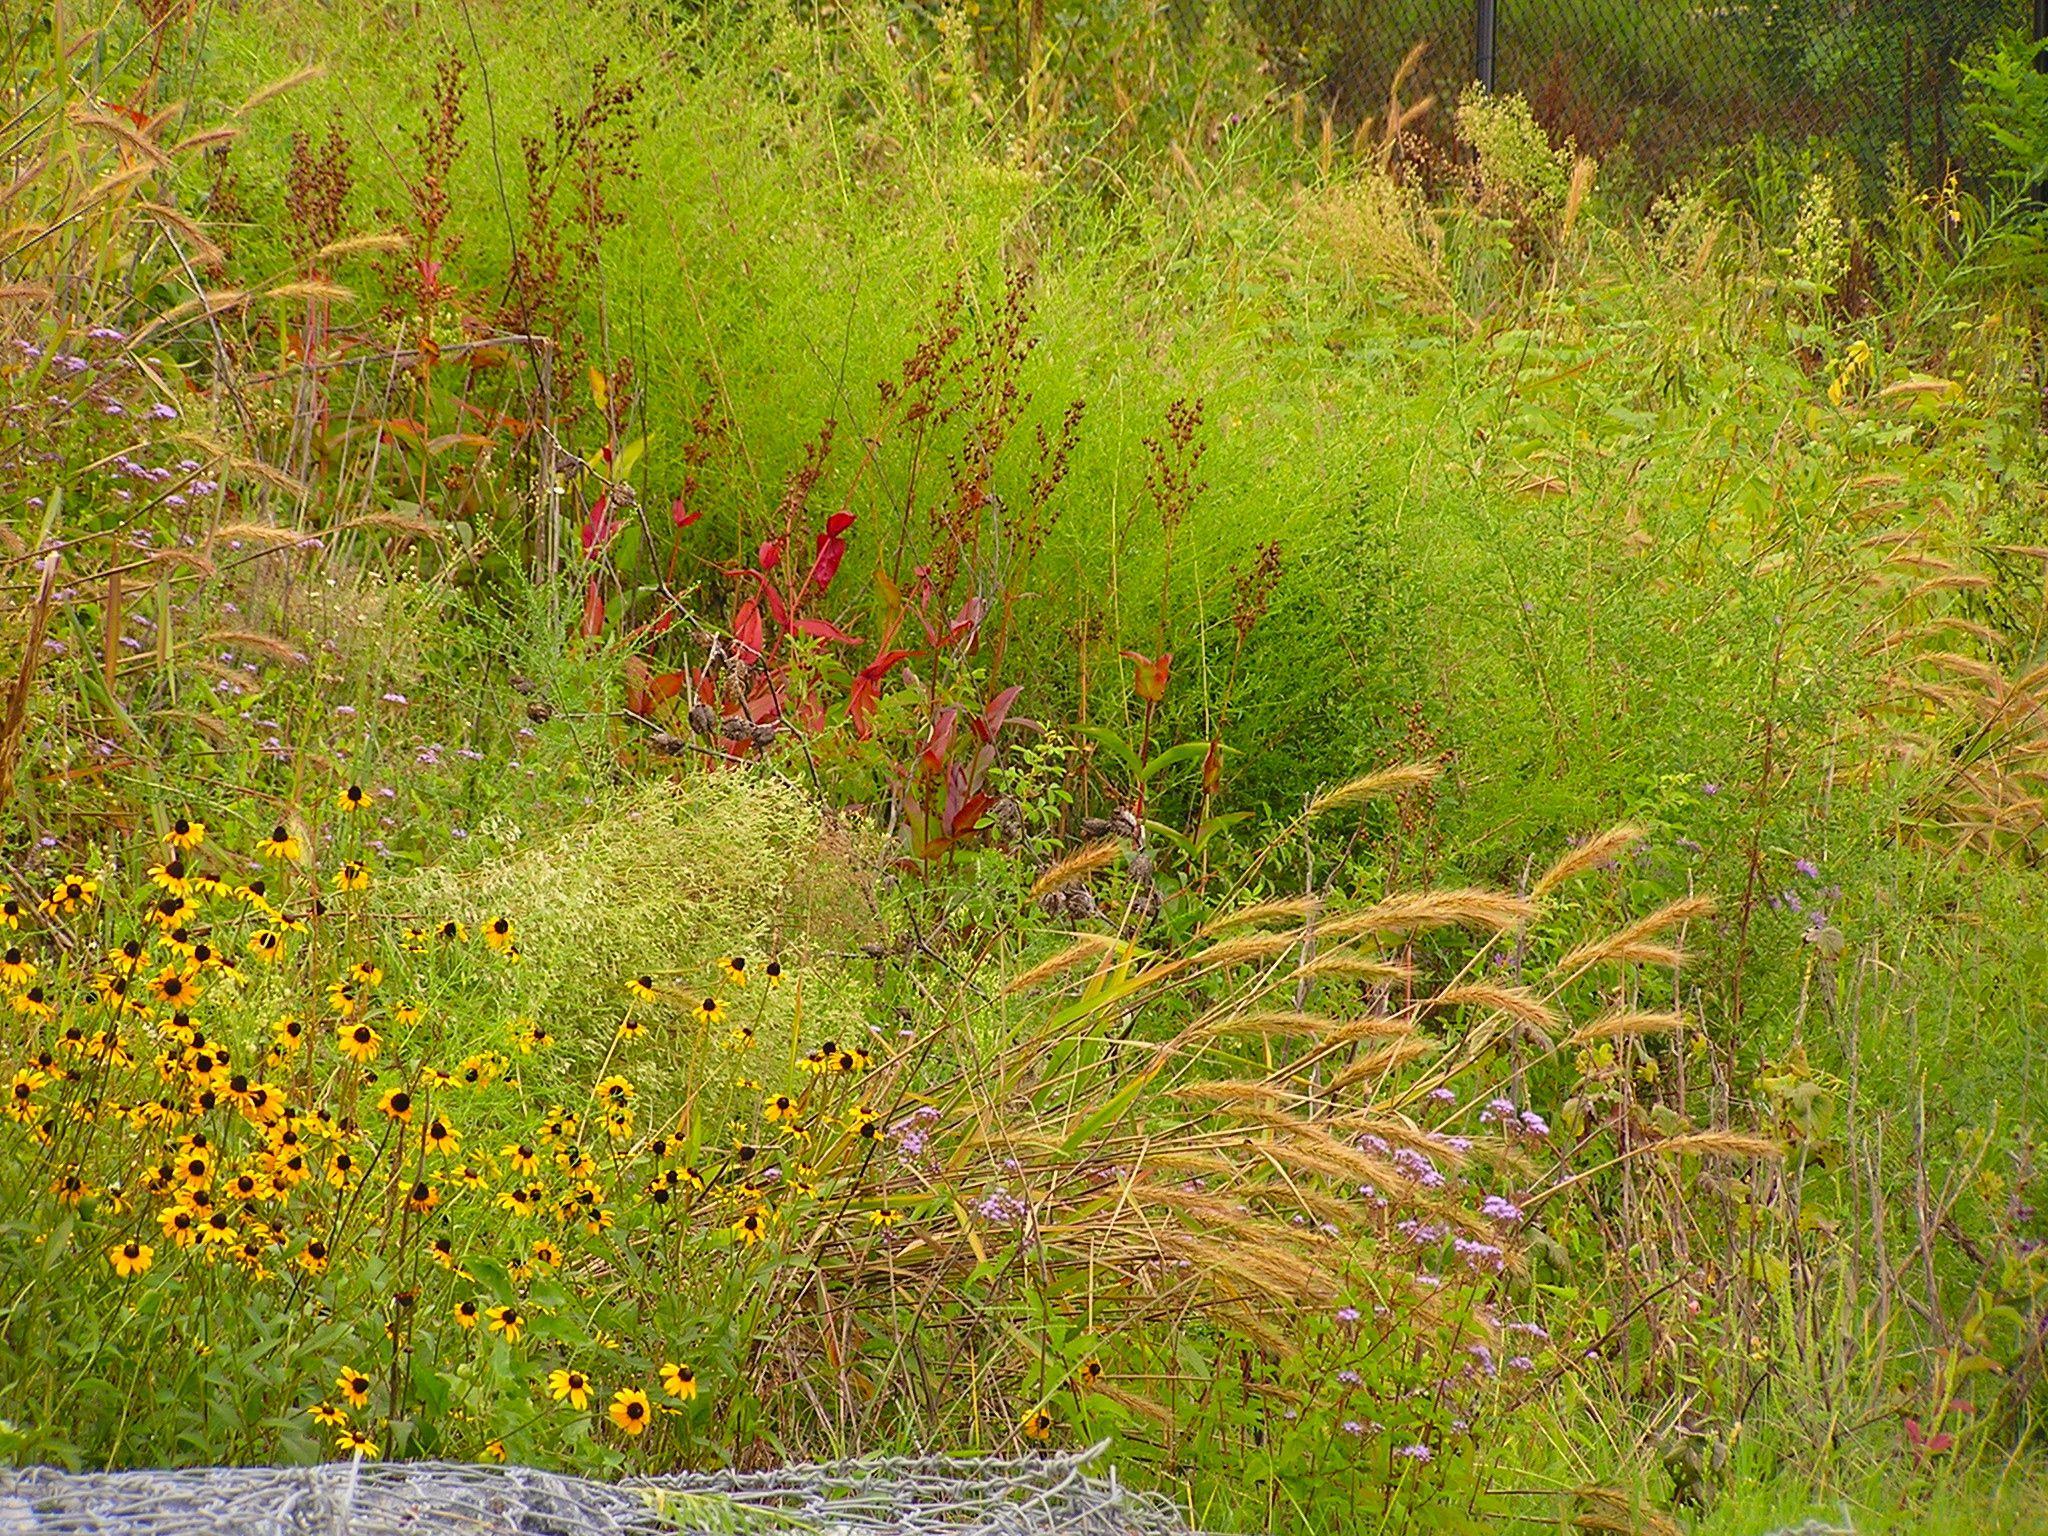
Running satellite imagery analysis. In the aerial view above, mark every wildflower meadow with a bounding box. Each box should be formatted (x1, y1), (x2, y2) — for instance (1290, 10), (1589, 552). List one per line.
(1, 2), (2046, 1533)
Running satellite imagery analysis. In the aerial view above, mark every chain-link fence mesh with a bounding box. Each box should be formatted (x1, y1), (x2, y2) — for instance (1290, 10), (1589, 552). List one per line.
(0, 1445), (1197, 1536)
(1244, 1), (2039, 181)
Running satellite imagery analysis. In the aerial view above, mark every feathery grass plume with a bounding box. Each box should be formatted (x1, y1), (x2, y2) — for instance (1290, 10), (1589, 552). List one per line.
(1570, 1488), (1685, 1536)
(0, 283), (55, 305)
(1427, 983), (1560, 1031)
(235, 65), (328, 117)
(1187, 1007), (1339, 1040)
(1306, 760), (1441, 818)
(1336, 1113), (1470, 1164)
(1292, 952), (1416, 983)
(315, 232), (411, 263)
(1319, 889), (1536, 939)
(140, 202), (226, 268)
(340, 512), (445, 539)
(1005, 934), (1120, 995)
(1651, 1130), (1782, 1161)
(1168, 1080), (1298, 1107)
(201, 630), (306, 665)
(1531, 824), (1646, 899)
(1567, 1010), (1686, 1046)
(1554, 895), (1714, 976)
(1028, 839), (1120, 899)
(1315, 1015), (1421, 1047)
(207, 521), (317, 549)
(1327, 1038), (1439, 1091)
(265, 280), (357, 305)
(228, 457), (312, 498)
(1196, 895), (1320, 937)
(169, 126), (241, 157)
(1188, 931), (1305, 969)
(1560, 154), (1597, 240)
(67, 106), (172, 168)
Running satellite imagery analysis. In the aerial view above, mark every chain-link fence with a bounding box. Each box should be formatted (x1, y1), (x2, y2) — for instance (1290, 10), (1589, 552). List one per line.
(1245, 1), (2043, 182)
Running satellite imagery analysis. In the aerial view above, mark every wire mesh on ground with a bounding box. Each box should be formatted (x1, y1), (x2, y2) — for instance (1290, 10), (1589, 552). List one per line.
(0, 1445), (1194, 1536)
(1244, 0), (2034, 180)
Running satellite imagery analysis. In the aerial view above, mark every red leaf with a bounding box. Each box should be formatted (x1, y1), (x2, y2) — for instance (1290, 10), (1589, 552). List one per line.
(793, 616), (864, 646)
(732, 599), (765, 665)
(758, 538), (785, 571)
(1202, 736), (1224, 797)
(919, 707), (959, 774)
(971, 684), (1023, 744)
(850, 674), (883, 739)
(580, 578), (606, 639)
(949, 791), (995, 838)
(670, 496), (701, 529)
(580, 492), (622, 557)
(943, 596), (986, 649)
(858, 647), (915, 685)
(806, 532), (848, 594)
(824, 510), (856, 537)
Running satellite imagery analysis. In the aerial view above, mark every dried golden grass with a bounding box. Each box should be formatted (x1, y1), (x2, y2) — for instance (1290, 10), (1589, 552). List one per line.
(1531, 824), (1646, 899)
(1652, 1130), (1782, 1161)
(1029, 840), (1120, 898)
(1005, 934), (1120, 995)
(1554, 895), (1714, 976)
(1566, 1010), (1686, 1046)
(1429, 982), (1560, 1030)
(1306, 760), (1441, 817)
(1196, 895), (1320, 936)
(1319, 889), (1536, 939)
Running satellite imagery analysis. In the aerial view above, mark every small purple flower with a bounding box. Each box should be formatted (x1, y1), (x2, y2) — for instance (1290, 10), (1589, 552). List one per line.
(1428, 1086), (1456, 1103)
(1794, 857), (1820, 879)
(1480, 1194), (1522, 1224)
(1336, 1305), (1360, 1323)
(1393, 1444), (1433, 1464)
(1518, 1109), (1549, 1138)
(381, 692), (408, 706)
(149, 401), (178, 420)
(1335, 1369), (1361, 1385)
(1700, 782), (1720, 796)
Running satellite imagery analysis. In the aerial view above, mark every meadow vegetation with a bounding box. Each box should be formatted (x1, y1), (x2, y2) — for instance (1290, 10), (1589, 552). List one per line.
(2, 2), (2046, 1532)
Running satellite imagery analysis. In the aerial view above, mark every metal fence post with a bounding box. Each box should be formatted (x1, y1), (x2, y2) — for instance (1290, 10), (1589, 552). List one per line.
(2037, 0), (2047, 71)
(1475, 0), (1497, 90)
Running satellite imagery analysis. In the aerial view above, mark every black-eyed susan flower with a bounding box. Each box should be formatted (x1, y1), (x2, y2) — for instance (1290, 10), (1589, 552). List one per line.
(149, 965), (200, 1007)
(405, 1180), (438, 1214)
(547, 1368), (593, 1410)
(147, 858), (191, 896)
(486, 1304), (524, 1343)
(336, 1368), (372, 1409)
(530, 1238), (561, 1270)
(326, 1150), (359, 1188)
(348, 961), (382, 988)
(0, 947), (34, 986)
(0, 894), (22, 929)
(337, 784), (368, 814)
(307, 1401), (349, 1428)
(482, 916), (515, 954)
(430, 1234), (457, 1270)
(149, 895), (194, 932)
(337, 1023), (380, 1065)
(868, 1206), (903, 1228)
(162, 816), (207, 850)
(376, 1087), (412, 1124)
(1079, 1356), (1104, 1387)
(608, 1388), (651, 1436)
(299, 1239), (331, 1275)
(435, 919), (467, 943)
(718, 955), (748, 986)
(257, 825), (302, 863)
(12, 986), (50, 1018)
(248, 928), (285, 963)
(731, 1206), (769, 1245)
(503, 1143), (539, 1175)
(627, 975), (660, 1004)
(594, 1075), (635, 1107)
(513, 1019), (551, 1055)
(618, 1016), (647, 1042)
(43, 876), (98, 916)
(336, 861), (370, 892)
(1021, 1407), (1053, 1440)
(395, 1001), (424, 1027)
(335, 1428), (379, 1459)
(659, 1362), (698, 1401)
(695, 996), (726, 1027)
(159, 1206), (199, 1247)
(108, 1240), (153, 1277)
(764, 1094), (799, 1125)
(497, 1187), (536, 1218)
(763, 958), (783, 986)
(453, 1164), (487, 1192)
(454, 1299), (480, 1329)
(326, 980), (360, 1018)
(424, 1118), (459, 1155)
